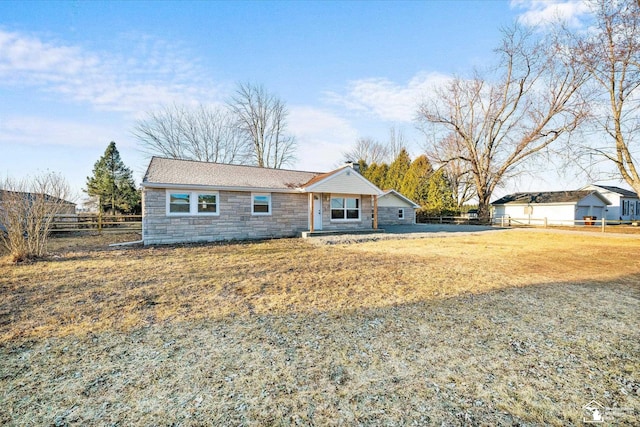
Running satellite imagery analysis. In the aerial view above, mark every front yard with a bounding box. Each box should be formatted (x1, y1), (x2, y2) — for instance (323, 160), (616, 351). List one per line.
(1, 230), (638, 425)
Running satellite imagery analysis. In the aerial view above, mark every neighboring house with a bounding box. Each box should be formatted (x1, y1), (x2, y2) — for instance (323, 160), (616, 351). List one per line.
(377, 190), (419, 225)
(0, 190), (76, 233)
(0, 190), (76, 215)
(463, 209), (478, 219)
(491, 190), (610, 226)
(581, 184), (640, 221)
(141, 157), (384, 244)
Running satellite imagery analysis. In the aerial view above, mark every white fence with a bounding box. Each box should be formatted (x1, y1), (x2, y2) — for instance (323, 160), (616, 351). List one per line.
(492, 215), (639, 231)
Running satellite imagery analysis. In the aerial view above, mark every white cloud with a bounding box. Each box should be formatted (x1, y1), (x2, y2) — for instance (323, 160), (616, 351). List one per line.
(0, 29), (219, 114)
(326, 72), (451, 123)
(288, 106), (359, 171)
(510, 0), (591, 28)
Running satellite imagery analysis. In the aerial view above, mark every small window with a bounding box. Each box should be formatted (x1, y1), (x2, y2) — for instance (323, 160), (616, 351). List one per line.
(198, 194), (217, 213)
(398, 208), (404, 219)
(169, 193), (190, 213)
(330, 196), (360, 221)
(252, 193), (271, 215)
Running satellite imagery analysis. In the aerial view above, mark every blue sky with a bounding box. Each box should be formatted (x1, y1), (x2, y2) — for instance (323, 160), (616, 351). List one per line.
(0, 0), (599, 203)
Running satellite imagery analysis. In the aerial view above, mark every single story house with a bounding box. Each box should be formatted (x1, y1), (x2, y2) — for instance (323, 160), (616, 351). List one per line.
(0, 190), (76, 233)
(141, 157), (388, 244)
(580, 184), (639, 221)
(0, 190), (76, 214)
(377, 190), (419, 225)
(491, 190), (611, 226)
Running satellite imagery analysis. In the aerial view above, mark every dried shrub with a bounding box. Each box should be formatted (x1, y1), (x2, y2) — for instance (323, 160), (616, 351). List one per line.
(0, 172), (73, 262)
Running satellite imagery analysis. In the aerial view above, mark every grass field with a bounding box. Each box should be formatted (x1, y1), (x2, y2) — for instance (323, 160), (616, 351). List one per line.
(1, 230), (638, 425)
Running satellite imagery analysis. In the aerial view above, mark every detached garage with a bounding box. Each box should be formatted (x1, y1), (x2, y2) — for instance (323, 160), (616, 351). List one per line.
(491, 190), (611, 226)
(377, 190), (420, 226)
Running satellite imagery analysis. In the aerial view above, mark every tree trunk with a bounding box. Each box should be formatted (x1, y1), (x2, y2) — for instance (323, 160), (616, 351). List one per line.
(476, 192), (492, 223)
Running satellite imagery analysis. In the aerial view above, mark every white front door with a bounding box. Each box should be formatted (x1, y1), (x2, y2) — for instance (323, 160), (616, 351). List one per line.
(313, 194), (323, 230)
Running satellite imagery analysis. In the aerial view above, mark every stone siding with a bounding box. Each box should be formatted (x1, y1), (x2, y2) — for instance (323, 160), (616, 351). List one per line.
(143, 189), (309, 244)
(143, 189), (377, 244)
(378, 206), (415, 226)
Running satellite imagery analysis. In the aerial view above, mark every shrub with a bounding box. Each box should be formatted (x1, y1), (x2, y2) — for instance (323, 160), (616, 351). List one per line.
(0, 173), (72, 262)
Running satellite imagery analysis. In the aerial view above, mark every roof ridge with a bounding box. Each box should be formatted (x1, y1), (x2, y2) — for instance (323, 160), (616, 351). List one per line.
(150, 156), (324, 175)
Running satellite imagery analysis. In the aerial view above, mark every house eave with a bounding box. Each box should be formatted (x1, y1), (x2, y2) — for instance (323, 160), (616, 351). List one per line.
(142, 182), (306, 193)
(492, 201), (581, 207)
(381, 190), (421, 208)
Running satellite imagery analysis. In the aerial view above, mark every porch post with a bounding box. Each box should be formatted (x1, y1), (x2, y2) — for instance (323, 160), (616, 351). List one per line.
(309, 192), (314, 232)
(373, 194), (378, 229)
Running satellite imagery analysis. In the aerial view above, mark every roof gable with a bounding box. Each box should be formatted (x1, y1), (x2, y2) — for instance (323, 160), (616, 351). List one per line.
(302, 166), (382, 195)
(582, 184), (638, 198)
(492, 190), (610, 206)
(379, 190), (420, 208)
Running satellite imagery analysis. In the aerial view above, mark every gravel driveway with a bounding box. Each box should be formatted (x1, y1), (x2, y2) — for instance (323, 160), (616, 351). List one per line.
(307, 223), (505, 245)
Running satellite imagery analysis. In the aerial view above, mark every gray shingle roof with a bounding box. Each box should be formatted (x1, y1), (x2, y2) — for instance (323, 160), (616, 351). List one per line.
(491, 190), (605, 205)
(588, 185), (638, 198)
(142, 157), (323, 190)
(0, 190), (76, 206)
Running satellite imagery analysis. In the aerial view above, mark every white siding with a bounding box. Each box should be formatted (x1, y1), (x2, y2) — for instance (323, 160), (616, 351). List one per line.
(494, 195), (608, 226)
(596, 190), (622, 220)
(307, 169), (380, 195)
(533, 204), (578, 224)
(496, 204), (577, 225)
(378, 193), (415, 208)
(582, 185), (640, 220)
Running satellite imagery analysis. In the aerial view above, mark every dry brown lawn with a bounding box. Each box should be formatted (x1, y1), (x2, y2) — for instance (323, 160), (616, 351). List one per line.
(0, 230), (638, 425)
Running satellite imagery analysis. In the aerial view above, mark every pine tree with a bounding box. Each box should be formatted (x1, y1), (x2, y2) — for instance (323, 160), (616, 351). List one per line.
(400, 155), (433, 205)
(364, 163), (389, 189)
(86, 141), (140, 214)
(384, 149), (411, 190)
(423, 169), (457, 215)
(356, 159), (368, 175)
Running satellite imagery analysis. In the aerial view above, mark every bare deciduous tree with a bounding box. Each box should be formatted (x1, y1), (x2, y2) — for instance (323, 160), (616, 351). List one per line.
(426, 132), (475, 209)
(342, 137), (390, 165)
(343, 126), (409, 167)
(0, 172), (73, 262)
(388, 125), (408, 161)
(133, 104), (249, 164)
(228, 83), (296, 168)
(572, 0), (640, 195)
(418, 26), (588, 219)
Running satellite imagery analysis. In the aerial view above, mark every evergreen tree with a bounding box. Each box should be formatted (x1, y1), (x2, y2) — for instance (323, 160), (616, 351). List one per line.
(400, 155), (433, 205)
(384, 148), (411, 190)
(356, 159), (368, 175)
(423, 169), (457, 215)
(86, 141), (140, 214)
(364, 163), (389, 189)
